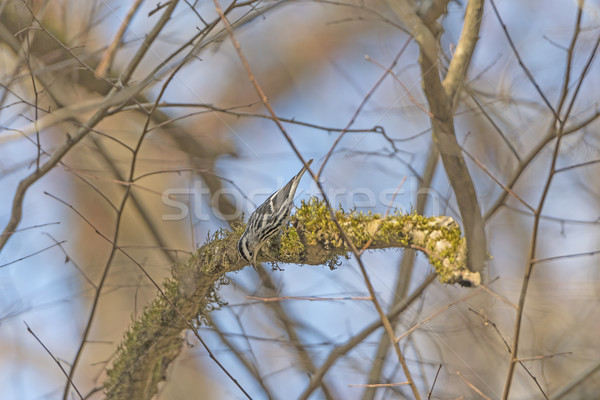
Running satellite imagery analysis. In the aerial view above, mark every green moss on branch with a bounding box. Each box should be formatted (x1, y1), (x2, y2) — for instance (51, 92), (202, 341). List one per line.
(276, 198), (479, 286)
(104, 197), (478, 398)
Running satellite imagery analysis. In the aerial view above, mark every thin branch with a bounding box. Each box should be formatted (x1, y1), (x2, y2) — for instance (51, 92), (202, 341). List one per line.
(442, 0), (484, 102)
(206, 313), (275, 399)
(531, 249), (600, 264)
(457, 371), (492, 400)
(0, 98), (111, 252)
(349, 382), (409, 388)
(46, 192), (252, 400)
(396, 286), (484, 343)
(515, 353), (571, 363)
(503, 26), (600, 399)
(0, 240), (66, 268)
(555, 158), (600, 173)
(246, 295), (372, 302)
(364, 54), (432, 117)
(24, 29), (41, 172)
(120, 0), (179, 85)
(363, 145), (439, 400)
(24, 321), (84, 400)
(468, 308), (549, 399)
(118, 101), (387, 135)
(214, 2), (422, 397)
(42, 232), (96, 289)
(253, 267), (338, 400)
(12, 221), (61, 233)
(427, 365), (442, 400)
(95, 0), (145, 77)
(317, 39), (411, 178)
(555, 0), (584, 116)
(61, 6), (254, 396)
(489, 0), (561, 123)
(467, 92), (522, 162)
(298, 274), (436, 400)
(462, 147), (535, 213)
(478, 284), (518, 310)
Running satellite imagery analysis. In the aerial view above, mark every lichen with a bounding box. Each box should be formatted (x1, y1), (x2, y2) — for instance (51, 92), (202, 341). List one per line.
(279, 226), (304, 260)
(105, 196), (480, 398)
(288, 197), (478, 286)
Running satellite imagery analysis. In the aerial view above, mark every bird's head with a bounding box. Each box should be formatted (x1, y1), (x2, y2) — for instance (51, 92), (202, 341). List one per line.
(237, 234), (254, 263)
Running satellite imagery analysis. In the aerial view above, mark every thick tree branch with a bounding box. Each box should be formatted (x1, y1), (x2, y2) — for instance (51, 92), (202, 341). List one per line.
(443, 0), (484, 101)
(105, 199), (477, 398)
(389, 0), (487, 276)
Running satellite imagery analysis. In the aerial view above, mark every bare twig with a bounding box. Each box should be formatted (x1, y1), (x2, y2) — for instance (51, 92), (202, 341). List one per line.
(364, 54), (433, 117)
(24, 321), (84, 400)
(120, 0), (179, 84)
(363, 144), (439, 400)
(349, 382), (409, 388)
(555, 159), (600, 173)
(0, 240), (65, 268)
(42, 232), (96, 288)
(58, 4), (255, 395)
(318, 38), (411, 178)
(457, 371), (492, 400)
(489, 0), (561, 123)
(0, 100), (111, 252)
(253, 266), (338, 400)
(298, 274), (436, 400)
(516, 353), (571, 362)
(95, 0), (145, 77)
(46, 192), (252, 400)
(502, 26), (600, 399)
(246, 295), (372, 302)
(531, 249), (600, 264)
(427, 364), (442, 400)
(396, 286), (483, 343)
(466, 91), (522, 161)
(462, 147), (535, 213)
(468, 308), (549, 399)
(213, 2), (422, 397)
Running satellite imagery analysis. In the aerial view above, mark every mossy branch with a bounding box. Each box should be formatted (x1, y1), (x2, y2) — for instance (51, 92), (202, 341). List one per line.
(104, 198), (479, 399)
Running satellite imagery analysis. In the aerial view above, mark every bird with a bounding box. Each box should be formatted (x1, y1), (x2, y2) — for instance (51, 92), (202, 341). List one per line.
(237, 159), (314, 268)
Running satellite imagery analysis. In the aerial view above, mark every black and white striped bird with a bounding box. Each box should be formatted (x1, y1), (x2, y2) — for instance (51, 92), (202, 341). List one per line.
(238, 159), (313, 268)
